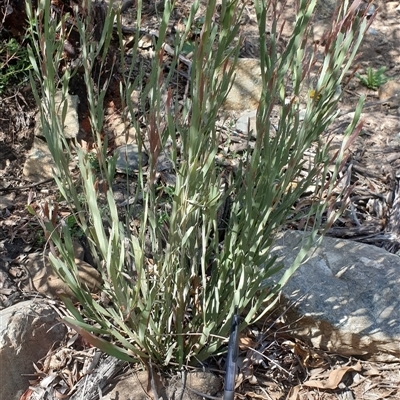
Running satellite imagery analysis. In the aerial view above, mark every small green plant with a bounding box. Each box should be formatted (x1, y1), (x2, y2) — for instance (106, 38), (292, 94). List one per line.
(65, 215), (85, 239)
(35, 230), (46, 246)
(87, 151), (101, 171)
(180, 16), (205, 55)
(0, 37), (32, 95)
(356, 66), (389, 90)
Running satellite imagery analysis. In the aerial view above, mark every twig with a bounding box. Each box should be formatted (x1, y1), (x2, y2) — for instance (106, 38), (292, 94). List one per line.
(0, 178), (54, 192)
(148, 358), (160, 400)
(178, 370), (186, 400)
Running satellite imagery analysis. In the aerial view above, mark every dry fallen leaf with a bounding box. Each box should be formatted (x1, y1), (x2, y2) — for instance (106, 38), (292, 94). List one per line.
(239, 334), (257, 350)
(243, 391), (271, 399)
(303, 361), (362, 389)
(363, 365), (380, 376)
(282, 339), (327, 368)
(19, 388), (33, 400)
(286, 361), (362, 399)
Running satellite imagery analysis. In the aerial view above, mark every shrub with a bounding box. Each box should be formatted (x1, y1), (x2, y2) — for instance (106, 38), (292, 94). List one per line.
(0, 37), (32, 95)
(26, 0), (368, 370)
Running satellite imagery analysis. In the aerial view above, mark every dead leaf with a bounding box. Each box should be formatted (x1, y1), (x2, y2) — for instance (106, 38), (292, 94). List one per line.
(363, 365), (380, 376)
(303, 361), (362, 389)
(283, 339), (327, 368)
(286, 385), (301, 400)
(286, 362), (362, 399)
(244, 391), (271, 399)
(19, 388), (33, 400)
(239, 334), (257, 350)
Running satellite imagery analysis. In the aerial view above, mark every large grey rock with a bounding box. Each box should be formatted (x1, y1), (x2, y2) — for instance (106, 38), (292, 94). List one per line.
(269, 230), (400, 362)
(0, 300), (67, 400)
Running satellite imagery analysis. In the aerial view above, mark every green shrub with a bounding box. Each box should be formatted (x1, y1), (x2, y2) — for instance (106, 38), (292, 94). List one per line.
(357, 66), (389, 90)
(27, 0), (368, 370)
(0, 37), (32, 95)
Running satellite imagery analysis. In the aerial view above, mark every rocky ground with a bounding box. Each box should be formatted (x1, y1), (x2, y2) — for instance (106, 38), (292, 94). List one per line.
(1, 0), (400, 399)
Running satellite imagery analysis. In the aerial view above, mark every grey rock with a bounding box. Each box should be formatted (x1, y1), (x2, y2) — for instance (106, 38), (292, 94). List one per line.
(101, 370), (222, 400)
(235, 108), (280, 138)
(0, 192), (15, 211)
(22, 252), (102, 299)
(269, 230), (400, 362)
(22, 137), (56, 182)
(156, 151), (174, 172)
(235, 109), (257, 134)
(115, 144), (148, 174)
(378, 80), (400, 103)
(0, 300), (67, 400)
(34, 91), (79, 139)
(220, 59), (263, 112)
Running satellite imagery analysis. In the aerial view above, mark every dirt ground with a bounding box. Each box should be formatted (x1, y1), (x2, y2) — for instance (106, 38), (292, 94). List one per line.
(1, 0), (400, 399)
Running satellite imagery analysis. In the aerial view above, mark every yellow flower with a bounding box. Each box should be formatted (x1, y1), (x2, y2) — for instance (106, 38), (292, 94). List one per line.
(308, 85), (341, 102)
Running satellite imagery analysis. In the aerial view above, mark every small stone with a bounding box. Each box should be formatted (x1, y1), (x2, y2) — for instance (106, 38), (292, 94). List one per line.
(186, 371), (222, 395)
(138, 34), (153, 49)
(358, 2), (375, 17)
(378, 80), (400, 102)
(115, 144), (148, 174)
(22, 137), (55, 182)
(102, 370), (149, 400)
(312, 21), (329, 44)
(220, 59), (263, 112)
(130, 90), (141, 114)
(73, 240), (85, 261)
(23, 253), (102, 299)
(159, 170), (176, 186)
(156, 151), (174, 172)
(166, 371), (222, 399)
(34, 91), (79, 139)
(235, 109), (257, 134)
(235, 109), (278, 138)
(104, 370), (222, 400)
(113, 121), (137, 147)
(0, 192), (15, 211)
(385, 1), (399, 12)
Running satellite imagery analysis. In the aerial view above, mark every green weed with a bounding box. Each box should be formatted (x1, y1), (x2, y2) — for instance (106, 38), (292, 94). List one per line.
(356, 66), (389, 90)
(0, 37), (32, 95)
